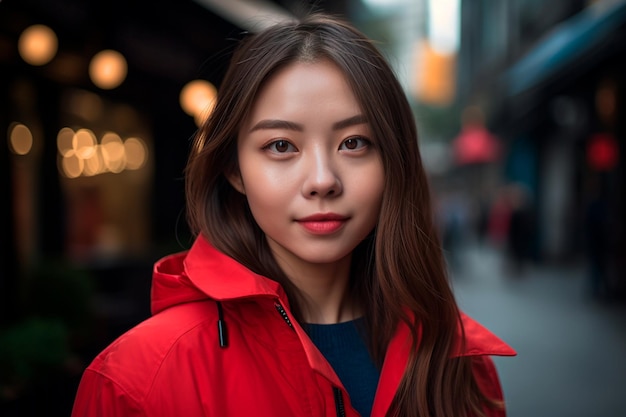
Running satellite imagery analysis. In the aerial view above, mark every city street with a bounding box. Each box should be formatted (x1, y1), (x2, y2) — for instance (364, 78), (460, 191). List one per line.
(451, 244), (626, 417)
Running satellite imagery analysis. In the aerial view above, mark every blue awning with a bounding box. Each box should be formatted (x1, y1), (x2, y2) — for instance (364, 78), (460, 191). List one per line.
(503, 0), (626, 96)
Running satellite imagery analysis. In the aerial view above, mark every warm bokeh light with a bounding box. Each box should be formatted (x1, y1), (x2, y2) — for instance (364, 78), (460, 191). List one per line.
(61, 150), (84, 179)
(180, 79), (217, 125)
(83, 147), (104, 176)
(101, 132), (126, 173)
(58, 128), (148, 177)
(18, 24), (58, 66)
(124, 137), (147, 170)
(57, 127), (76, 156)
(8, 123), (34, 155)
(73, 128), (97, 159)
(89, 49), (128, 89)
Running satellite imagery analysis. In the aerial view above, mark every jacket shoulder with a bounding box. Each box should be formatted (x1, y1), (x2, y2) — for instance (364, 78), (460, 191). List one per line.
(458, 313), (514, 417)
(470, 354), (507, 417)
(85, 300), (219, 402)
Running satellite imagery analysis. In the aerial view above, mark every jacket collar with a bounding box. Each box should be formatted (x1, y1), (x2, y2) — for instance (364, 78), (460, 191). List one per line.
(184, 236), (285, 300)
(151, 235), (285, 315)
(454, 312), (516, 357)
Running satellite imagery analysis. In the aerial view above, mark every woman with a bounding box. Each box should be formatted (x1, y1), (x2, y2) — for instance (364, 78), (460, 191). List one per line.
(72, 13), (515, 417)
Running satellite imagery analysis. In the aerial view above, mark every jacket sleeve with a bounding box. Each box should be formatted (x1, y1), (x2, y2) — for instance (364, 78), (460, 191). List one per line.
(471, 355), (507, 417)
(71, 369), (147, 417)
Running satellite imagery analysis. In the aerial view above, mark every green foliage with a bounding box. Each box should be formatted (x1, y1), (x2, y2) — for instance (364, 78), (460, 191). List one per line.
(0, 317), (69, 386)
(1, 259), (96, 396)
(21, 260), (95, 331)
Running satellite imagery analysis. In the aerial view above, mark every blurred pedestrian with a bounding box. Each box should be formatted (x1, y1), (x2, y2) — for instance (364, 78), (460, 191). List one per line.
(486, 185), (513, 248)
(71, 13), (514, 417)
(583, 175), (611, 299)
(438, 189), (469, 271)
(505, 183), (535, 275)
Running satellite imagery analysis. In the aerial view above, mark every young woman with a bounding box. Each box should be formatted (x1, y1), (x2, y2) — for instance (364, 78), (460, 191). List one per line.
(72, 13), (515, 417)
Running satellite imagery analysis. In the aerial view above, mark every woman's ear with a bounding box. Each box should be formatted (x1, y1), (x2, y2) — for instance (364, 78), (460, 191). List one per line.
(225, 168), (245, 195)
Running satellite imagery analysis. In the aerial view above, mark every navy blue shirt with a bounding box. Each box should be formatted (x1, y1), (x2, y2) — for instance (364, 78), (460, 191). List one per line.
(304, 319), (380, 417)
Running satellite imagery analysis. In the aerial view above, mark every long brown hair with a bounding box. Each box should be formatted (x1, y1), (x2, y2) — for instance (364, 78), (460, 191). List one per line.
(185, 13), (498, 417)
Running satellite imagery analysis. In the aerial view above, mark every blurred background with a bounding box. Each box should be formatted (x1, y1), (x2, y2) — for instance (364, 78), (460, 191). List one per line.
(1, 0), (625, 416)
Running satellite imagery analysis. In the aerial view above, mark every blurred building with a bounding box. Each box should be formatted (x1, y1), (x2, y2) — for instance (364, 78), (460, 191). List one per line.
(455, 0), (625, 289)
(1, 1), (352, 414)
(0, 0), (351, 320)
(2, 0), (239, 323)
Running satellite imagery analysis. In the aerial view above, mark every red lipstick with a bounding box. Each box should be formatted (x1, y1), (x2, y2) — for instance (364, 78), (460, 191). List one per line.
(296, 213), (348, 234)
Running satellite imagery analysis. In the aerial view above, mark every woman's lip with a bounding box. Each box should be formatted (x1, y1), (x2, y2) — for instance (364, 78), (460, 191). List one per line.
(296, 214), (348, 234)
(297, 213), (347, 222)
(297, 219), (347, 234)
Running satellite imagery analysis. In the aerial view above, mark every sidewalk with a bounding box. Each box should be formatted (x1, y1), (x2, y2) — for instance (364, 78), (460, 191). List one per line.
(450, 244), (626, 417)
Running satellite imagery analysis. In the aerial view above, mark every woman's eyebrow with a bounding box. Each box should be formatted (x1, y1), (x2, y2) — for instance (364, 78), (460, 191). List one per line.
(332, 114), (368, 130)
(248, 119), (303, 133)
(248, 114), (368, 133)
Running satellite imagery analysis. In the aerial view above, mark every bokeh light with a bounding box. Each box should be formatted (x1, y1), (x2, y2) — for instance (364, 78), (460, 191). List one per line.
(89, 49), (128, 89)
(57, 127), (148, 178)
(8, 123), (34, 155)
(72, 128), (97, 159)
(124, 137), (147, 170)
(101, 132), (126, 173)
(18, 24), (58, 66)
(61, 150), (84, 179)
(180, 79), (217, 125)
(57, 127), (76, 156)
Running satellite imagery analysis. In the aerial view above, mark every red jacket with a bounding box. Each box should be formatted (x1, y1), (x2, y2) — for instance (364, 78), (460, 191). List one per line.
(72, 236), (515, 417)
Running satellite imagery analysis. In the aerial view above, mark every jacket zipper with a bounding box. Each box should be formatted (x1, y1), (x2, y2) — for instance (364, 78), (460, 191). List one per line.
(275, 301), (345, 417)
(274, 302), (294, 329)
(333, 387), (346, 417)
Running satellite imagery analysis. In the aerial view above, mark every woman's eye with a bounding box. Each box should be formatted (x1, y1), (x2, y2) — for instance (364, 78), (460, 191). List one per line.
(340, 136), (369, 151)
(266, 139), (296, 153)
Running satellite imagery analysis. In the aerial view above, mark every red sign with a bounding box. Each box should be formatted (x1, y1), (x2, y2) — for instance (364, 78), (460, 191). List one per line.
(452, 126), (501, 165)
(587, 133), (618, 171)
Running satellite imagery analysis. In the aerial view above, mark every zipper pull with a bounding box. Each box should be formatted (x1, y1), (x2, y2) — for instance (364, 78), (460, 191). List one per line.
(216, 301), (228, 348)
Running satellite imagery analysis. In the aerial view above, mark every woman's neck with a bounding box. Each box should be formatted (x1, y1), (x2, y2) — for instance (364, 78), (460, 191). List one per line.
(275, 253), (359, 324)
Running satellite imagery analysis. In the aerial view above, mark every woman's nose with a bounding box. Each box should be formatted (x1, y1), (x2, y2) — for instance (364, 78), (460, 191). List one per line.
(302, 151), (343, 198)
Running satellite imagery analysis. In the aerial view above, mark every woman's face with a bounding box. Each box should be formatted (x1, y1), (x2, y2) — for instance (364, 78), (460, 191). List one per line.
(232, 59), (384, 271)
